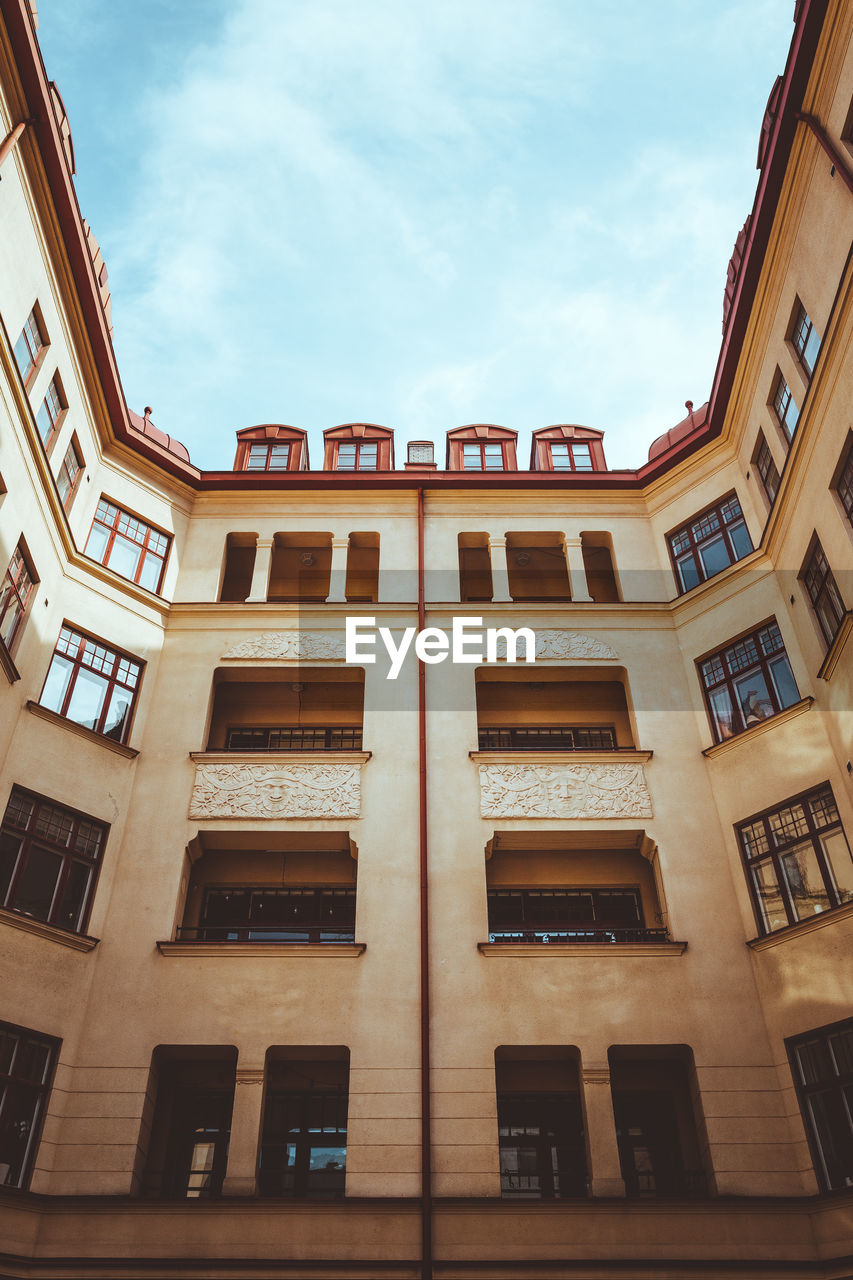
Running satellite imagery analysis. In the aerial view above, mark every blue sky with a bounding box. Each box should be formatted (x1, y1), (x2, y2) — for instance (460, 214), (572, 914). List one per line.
(37, 1), (794, 471)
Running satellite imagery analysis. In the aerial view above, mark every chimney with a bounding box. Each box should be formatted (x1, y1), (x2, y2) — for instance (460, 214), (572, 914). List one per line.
(405, 440), (437, 470)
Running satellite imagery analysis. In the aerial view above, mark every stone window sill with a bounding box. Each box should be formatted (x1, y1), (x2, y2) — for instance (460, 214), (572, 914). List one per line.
(0, 637), (20, 684)
(478, 940), (687, 958)
(190, 750), (371, 765)
(469, 749), (653, 765)
(26, 701), (138, 758)
(818, 611), (853, 681)
(748, 899), (853, 951)
(702, 697), (814, 759)
(157, 941), (366, 958)
(0, 905), (98, 952)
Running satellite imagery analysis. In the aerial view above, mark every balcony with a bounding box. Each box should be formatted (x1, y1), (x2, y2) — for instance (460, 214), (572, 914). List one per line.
(225, 726), (363, 751)
(478, 725), (616, 752)
(488, 927), (670, 945)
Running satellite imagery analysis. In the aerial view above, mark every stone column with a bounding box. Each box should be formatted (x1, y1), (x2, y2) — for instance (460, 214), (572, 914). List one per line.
(563, 536), (593, 602)
(326, 538), (350, 603)
(221, 1065), (266, 1196)
(245, 538), (274, 604)
(488, 537), (512, 603)
(581, 1066), (625, 1197)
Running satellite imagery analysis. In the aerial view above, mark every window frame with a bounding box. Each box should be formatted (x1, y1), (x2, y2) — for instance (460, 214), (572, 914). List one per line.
(38, 624), (143, 745)
(461, 441), (507, 472)
(770, 371), (800, 442)
(549, 442), (593, 472)
(0, 785), (107, 935)
(56, 437), (83, 511)
(245, 442), (291, 472)
(0, 543), (36, 653)
(85, 497), (172, 594)
(0, 1018), (60, 1190)
(697, 619), (800, 744)
(801, 536), (846, 650)
(12, 306), (47, 386)
(754, 433), (781, 507)
(833, 435), (853, 532)
(334, 441), (379, 472)
(666, 492), (754, 594)
(259, 1088), (348, 1199)
(786, 1016), (853, 1192)
(736, 783), (852, 937)
(36, 373), (66, 449)
(790, 301), (821, 378)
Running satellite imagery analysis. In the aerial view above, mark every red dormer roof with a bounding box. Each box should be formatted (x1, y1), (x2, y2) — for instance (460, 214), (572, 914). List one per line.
(646, 401), (709, 463)
(323, 423), (394, 470)
(530, 424), (606, 471)
(446, 424), (518, 470)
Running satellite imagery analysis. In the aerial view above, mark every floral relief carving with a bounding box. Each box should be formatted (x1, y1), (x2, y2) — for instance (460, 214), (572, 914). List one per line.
(222, 632), (343, 661)
(533, 631), (618, 661)
(189, 761), (361, 819)
(478, 762), (652, 819)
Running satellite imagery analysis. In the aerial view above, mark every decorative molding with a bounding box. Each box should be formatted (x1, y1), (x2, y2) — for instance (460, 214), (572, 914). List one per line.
(533, 630), (618, 661)
(222, 631), (343, 661)
(25, 701), (139, 758)
(235, 1069), (266, 1087)
(702, 697), (814, 759)
(470, 749), (651, 766)
(0, 906), (99, 952)
(189, 757), (363, 819)
(157, 941), (366, 959)
(477, 761), (652, 819)
(478, 941), (686, 958)
(581, 1068), (612, 1086)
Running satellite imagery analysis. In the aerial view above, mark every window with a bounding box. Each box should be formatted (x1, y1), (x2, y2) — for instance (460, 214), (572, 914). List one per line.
(791, 302), (821, 377)
(0, 544), (35, 651)
(36, 375), (65, 447)
(737, 784), (853, 935)
(0, 1021), (58, 1189)
(142, 1050), (236, 1199)
(462, 442), (505, 471)
(487, 887), (651, 944)
(668, 494), (753, 593)
(259, 1055), (349, 1198)
(39, 625), (142, 744)
(788, 1018), (853, 1191)
(801, 538), (846, 648)
(837, 438), (853, 528)
(246, 442), (290, 471)
(498, 1094), (586, 1198)
(610, 1049), (707, 1198)
(12, 307), (46, 384)
(771, 373), (800, 441)
(335, 442), (378, 471)
(550, 442), (593, 471)
(0, 787), (106, 933)
(755, 435), (780, 505)
(56, 439), (82, 509)
(191, 886), (356, 943)
(85, 498), (171, 593)
(699, 620), (799, 743)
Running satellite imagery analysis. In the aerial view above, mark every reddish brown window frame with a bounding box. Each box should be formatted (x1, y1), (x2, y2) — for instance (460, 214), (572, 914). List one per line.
(245, 442), (291, 472)
(737, 783), (852, 937)
(0, 785), (107, 936)
(335, 441), (379, 471)
(835, 437), (853, 531)
(85, 497), (171, 594)
(667, 492), (753, 594)
(461, 441), (506, 471)
(787, 1016), (853, 1192)
(56, 438), (83, 510)
(39, 624), (143, 745)
(12, 307), (46, 385)
(771, 372), (800, 441)
(801, 537), (846, 649)
(0, 544), (36, 652)
(0, 1018), (60, 1190)
(754, 434), (780, 505)
(36, 375), (65, 448)
(698, 619), (800, 743)
(549, 442), (593, 472)
(791, 301), (821, 378)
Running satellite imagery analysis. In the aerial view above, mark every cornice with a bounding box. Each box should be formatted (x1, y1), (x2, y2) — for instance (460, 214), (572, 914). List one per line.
(157, 941), (366, 958)
(469, 749), (652, 766)
(0, 906), (98, 952)
(478, 940), (686, 957)
(701, 697), (815, 759)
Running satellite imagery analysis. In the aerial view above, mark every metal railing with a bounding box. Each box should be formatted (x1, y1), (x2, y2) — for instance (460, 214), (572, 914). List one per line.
(477, 726), (617, 751)
(175, 925), (356, 944)
(225, 726), (363, 751)
(488, 928), (669, 945)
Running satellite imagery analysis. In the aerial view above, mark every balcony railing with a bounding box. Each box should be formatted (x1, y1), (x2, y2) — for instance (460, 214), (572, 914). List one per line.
(477, 726), (617, 751)
(488, 928), (669, 945)
(175, 925), (356, 944)
(225, 726), (363, 751)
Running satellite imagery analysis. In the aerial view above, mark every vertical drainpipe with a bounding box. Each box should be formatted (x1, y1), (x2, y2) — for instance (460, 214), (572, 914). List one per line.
(417, 484), (433, 1280)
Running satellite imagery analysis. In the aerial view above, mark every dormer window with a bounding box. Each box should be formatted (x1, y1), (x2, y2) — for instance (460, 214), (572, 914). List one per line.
(462, 443), (505, 471)
(550, 442), (593, 471)
(337, 442), (378, 471)
(247, 443), (290, 471)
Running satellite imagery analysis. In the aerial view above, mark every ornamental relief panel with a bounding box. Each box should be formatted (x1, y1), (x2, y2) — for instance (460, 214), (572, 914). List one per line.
(222, 632), (343, 661)
(189, 760), (361, 819)
(478, 762), (652, 819)
(533, 631), (618, 661)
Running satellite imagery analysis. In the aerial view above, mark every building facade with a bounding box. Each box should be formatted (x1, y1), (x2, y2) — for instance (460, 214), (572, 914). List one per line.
(1, 0), (853, 1275)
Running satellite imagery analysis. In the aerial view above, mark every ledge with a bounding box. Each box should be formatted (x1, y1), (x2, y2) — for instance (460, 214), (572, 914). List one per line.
(817, 611), (853, 681)
(0, 906), (99, 952)
(190, 750), (371, 765)
(478, 940), (687, 957)
(748, 899), (853, 951)
(157, 941), (366, 958)
(702, 698), (814, 759)
(469, 749), (652, 765)
(25, 701), (139, 758)
(0, 637), (20, 684)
